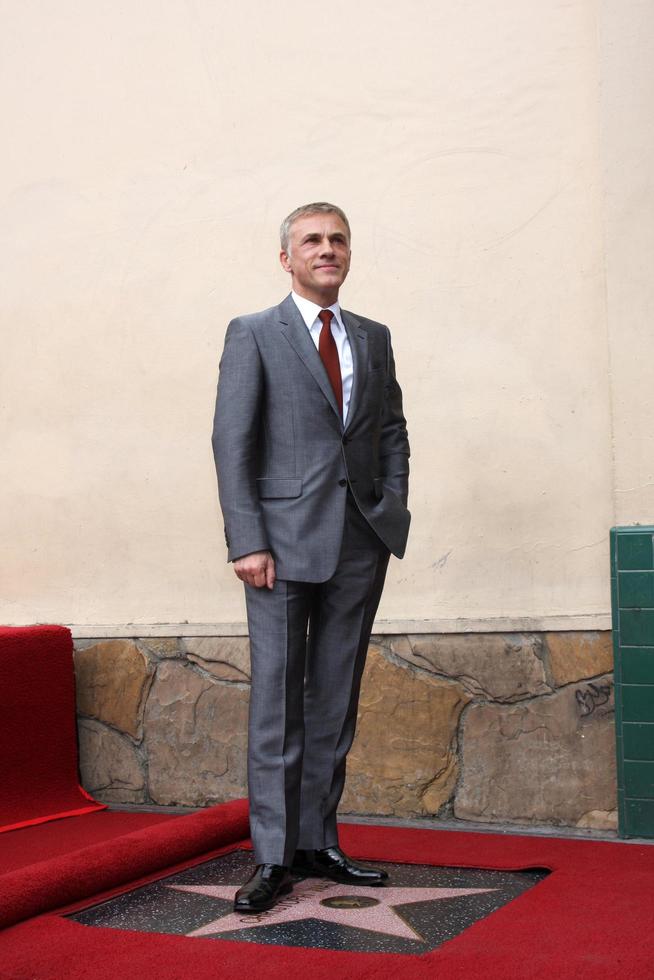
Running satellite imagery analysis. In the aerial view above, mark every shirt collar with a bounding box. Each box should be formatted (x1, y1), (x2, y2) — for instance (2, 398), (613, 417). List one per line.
(291, 291), (344, 331)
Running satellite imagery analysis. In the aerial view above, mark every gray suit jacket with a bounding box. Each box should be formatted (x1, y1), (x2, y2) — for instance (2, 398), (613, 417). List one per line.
(212, 294), (410, 582)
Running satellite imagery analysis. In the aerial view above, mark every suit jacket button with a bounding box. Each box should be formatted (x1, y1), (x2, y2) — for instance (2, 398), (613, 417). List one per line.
(338, 478), (347, 487)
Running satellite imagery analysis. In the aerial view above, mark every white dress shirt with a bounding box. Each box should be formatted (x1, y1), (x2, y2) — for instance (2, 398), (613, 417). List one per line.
(291, 291), (354, 423)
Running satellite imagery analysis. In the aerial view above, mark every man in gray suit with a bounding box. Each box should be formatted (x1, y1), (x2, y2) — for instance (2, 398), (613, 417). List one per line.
(212, 202), (410, 912)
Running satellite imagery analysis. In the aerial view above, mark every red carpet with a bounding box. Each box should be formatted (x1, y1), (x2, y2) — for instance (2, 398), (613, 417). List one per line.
(1, 623), (650, 976)
(0, 625), (106, 833)
(0, 798), (250, 929)
(0, 809), (181, 873)
(1, 815), (653, 979)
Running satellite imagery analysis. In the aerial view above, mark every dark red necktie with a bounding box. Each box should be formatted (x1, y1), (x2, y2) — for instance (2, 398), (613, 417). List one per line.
(318, 309), (343, 416)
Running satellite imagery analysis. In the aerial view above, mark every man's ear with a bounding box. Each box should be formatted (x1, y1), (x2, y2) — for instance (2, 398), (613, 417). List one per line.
(280, 250), (292, 273)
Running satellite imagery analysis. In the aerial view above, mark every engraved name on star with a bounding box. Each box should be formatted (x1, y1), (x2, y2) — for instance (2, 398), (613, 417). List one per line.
(167, 878), (496, 942)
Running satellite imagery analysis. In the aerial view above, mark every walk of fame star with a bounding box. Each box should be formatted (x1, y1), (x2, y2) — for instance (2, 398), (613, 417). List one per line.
(168, 878), (496, 941)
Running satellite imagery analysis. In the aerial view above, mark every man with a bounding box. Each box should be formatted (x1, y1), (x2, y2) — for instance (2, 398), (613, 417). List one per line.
(212, 202), (410, 913)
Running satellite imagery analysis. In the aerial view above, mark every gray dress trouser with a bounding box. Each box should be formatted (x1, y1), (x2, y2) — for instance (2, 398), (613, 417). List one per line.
(244, 491), (390, 867)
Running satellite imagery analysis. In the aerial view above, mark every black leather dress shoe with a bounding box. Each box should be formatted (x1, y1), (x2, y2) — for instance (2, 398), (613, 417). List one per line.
(233, 864), (293, 912)
(291, 846), (388, 886)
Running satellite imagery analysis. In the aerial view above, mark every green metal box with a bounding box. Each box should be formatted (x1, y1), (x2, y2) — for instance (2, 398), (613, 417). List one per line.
(611, 526), (654, 838)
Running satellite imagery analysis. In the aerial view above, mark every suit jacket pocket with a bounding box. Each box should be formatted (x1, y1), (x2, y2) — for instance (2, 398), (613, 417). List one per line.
(256, 478), (303, 499)
(372, 478), (410, 519)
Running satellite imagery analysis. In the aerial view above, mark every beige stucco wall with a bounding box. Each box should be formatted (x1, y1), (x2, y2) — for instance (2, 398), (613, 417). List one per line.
(599, 0), (654, 527)
(1, 1), (651, 632)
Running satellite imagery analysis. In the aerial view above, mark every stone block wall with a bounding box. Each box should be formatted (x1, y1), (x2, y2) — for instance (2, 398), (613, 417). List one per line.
(73, 631), (617, 831)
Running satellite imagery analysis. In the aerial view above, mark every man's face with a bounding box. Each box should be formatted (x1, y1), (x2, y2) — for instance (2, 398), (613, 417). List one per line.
(280, 212), (351, 304)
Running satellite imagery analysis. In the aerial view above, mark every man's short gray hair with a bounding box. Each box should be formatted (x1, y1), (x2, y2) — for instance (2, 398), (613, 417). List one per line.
(280, 202), (351, 254)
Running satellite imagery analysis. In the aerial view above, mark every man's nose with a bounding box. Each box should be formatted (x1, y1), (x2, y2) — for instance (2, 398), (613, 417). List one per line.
(319, 237), (335, 255)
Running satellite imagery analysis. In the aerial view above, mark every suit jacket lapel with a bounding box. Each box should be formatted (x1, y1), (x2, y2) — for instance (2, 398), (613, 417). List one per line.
(342, 309), (367, 433)
(277, 295), (368, 429)
(278, 294), (342, 420)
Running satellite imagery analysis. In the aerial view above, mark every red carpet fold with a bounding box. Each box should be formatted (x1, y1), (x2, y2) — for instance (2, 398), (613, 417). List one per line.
(0, 625), (106, 834)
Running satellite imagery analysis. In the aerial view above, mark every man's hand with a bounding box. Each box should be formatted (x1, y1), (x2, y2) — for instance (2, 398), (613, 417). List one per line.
(233, 550), (276, 589)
